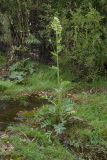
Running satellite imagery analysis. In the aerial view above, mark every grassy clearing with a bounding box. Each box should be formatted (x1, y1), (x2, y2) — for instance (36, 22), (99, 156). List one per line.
(1, 93), (107, 159)
(0, 64), (107, 159)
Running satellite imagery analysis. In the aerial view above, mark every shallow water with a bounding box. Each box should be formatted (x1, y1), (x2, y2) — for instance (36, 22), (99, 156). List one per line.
(0, 98), (45, 130)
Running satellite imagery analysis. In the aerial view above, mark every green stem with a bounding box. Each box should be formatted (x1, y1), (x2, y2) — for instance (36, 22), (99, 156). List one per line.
(56, 34), (60, 86)
(56, 33), (61, 113)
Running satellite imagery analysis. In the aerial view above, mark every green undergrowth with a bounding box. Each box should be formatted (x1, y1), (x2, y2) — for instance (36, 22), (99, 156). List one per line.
(65, 93), (107, 159)
(0, 64), (58, 100)
(0, 64), (107, 101)
(0, 125), (75, 160)
(71, 79), (107, 92)
(75, 94), (107, 141)
(0, 93), (107, 159)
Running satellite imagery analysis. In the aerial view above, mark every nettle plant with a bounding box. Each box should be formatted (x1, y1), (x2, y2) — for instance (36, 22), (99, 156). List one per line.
(33, 17), (74, 135)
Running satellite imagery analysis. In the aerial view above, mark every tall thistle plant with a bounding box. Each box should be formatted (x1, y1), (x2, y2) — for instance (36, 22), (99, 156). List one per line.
(33, 17), (73, 135)
(51, 17), (62, 113)
(51, 17), (62, 86)
(51, 17), (71, 117)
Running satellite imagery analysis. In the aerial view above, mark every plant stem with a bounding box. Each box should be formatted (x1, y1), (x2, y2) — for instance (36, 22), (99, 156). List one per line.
(56, 34), (61, 113)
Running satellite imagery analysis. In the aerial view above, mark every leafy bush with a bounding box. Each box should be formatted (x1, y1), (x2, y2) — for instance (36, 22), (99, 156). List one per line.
(61, 6), (107, 81)
(33, 98), (74, 135)
(9, 59), (35, 83)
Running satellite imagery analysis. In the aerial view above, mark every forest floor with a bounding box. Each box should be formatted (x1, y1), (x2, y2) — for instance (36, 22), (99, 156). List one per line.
(0, 64), (107, 159)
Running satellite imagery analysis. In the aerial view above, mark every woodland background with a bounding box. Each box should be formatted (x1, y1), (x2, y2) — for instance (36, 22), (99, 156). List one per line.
(1, 0), (107, 81)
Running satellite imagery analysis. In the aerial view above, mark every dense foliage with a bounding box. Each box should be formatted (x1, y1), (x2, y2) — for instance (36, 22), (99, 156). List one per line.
(1, 0), (107, 80)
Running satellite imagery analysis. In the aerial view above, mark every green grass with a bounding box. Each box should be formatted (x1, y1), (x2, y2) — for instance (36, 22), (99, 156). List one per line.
(0, 124), (75, 160)
(0, 63), (107, 158)
(0, 83), (107, 159)
(1, 64), (107, 101)
(71, 79), (107, 92)
(75, 94), (107, 140)
(0, 64), (57, 100)
(26, 64), (57, 90)
(66, 93), (107, 157)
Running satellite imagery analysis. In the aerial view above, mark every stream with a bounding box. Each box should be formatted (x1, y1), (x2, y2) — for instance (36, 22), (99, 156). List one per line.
(0, 98), (46, 131)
